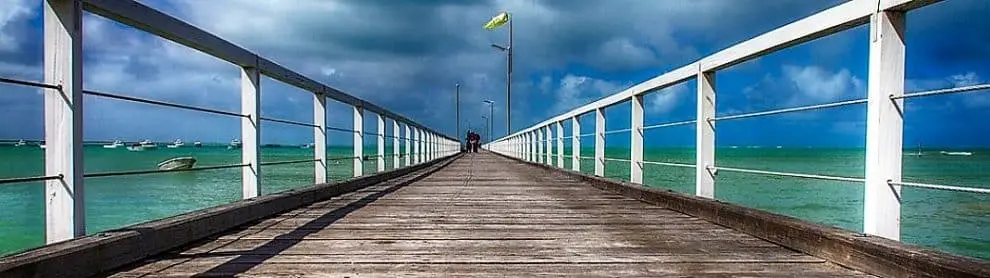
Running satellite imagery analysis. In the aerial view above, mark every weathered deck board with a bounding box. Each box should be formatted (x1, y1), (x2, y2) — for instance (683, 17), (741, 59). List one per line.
(107, 153), (871, 277)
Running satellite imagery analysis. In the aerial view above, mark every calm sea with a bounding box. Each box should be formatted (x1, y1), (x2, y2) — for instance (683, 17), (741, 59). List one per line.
(0, 145), (987, 260)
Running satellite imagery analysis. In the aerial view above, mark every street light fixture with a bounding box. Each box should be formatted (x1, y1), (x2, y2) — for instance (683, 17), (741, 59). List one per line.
(490, 29), (512, 135)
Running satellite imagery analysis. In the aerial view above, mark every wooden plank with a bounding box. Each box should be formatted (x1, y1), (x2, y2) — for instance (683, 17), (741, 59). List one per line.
(105, 153), (879, 277)
(492, 152), (990, 277)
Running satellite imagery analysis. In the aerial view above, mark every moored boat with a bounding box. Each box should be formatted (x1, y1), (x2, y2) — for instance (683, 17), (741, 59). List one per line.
(157, 156), (197, 170)
(103, 140), (124, 149)
(166, 139), (184, 148)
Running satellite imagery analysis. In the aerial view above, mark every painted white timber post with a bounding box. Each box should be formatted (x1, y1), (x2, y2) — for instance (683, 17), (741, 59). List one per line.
(556, 122), (564, 168)
(44, 0), (85, 243)
(545, 127), (552, 165)
(595, 108), (605, 177)
(241, 65), (261, 199)
(536, 127), (545, 164)
(417, 129), (424, 164)
(376, 114), (385, 172)
(392, 120), (400, 169)
(352, 106), (364, 177)
(572, 116), (580, 172)
(631, 94), (644, 184)
(696, 66), (716, 199)
(412, 128), (419, 164)
(864, 9), (905, 241)
(404, 124), (411, 166)
(313, 92), (327, 184)
(531, 132), (536, 162)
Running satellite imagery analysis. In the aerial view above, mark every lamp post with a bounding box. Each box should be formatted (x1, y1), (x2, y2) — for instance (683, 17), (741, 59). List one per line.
(481, 116), (489, 145)
(455, 83), (460, 147)
(490, 21), (512, 136)
(482, 100), (494, 143)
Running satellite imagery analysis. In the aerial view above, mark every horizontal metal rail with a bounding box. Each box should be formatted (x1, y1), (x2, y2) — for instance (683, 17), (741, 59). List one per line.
(327, 156), (358, 161)
(259, 116), (318, 128)
(715, 166), (864, 183)
(0, 77), (61, 90)
(890, 180), (990, 194)
(893, 83), (990, 100)
(326, 126), (357, 134)
(603, 157), (631, 162)
(84, 163), (249, 178)
(84, 89), (245, 118)
(642, 120), (696, 131)
(713, 98), (867, 122)
(579, 156), (595, 160)
(603, 128), (632, 135)
(259, 159), (319, 166)
(0, 175), (63, 186)
(642, 160), (695, 168)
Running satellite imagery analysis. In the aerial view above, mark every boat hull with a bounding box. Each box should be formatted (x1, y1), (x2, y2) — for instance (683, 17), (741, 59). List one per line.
(157, 157), (197, 170)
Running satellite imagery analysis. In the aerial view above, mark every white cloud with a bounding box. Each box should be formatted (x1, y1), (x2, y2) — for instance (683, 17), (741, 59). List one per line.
(550, 74), (625, 114)
(646, 82), (689, 114)
(782, 65), (863, 103)
(950, 72), (980, 87)
(0, 0), (32, 52)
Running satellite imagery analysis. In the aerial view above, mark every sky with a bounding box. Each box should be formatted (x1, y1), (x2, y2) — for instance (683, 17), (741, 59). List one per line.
(0, 0), (988, 148)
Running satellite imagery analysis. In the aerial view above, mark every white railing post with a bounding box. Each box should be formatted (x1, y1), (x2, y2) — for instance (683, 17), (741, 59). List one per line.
(44, 0), (84, 243)
(571, 116), (580, 172)
(418, 130), (425, 163)
(595, 108), (605, 177)
(353, 106), (364, 177)
(556, 122), (564, 167)
(696, 67), (716, 198)
(404, 124), (411, 166)
(531, 132), (536, 162)
(412, 128), (420, 164)
(392, 120), (400, 169)
(631, 94), (644, 184)
(313, 93), (327, 184)
(536, 127), (544, 164)
(377, 114), (385, 172)
(864, 9), (905, 241)
(241, 66), (261, 199)
(545, 127), (552, 165)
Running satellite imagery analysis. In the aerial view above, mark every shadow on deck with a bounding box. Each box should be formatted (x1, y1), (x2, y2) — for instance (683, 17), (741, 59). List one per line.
(106, 153), (872, 277)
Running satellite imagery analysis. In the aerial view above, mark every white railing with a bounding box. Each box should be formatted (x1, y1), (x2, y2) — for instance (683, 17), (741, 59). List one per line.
(485, 0), (990, 241)
(0, 0), (458, 246)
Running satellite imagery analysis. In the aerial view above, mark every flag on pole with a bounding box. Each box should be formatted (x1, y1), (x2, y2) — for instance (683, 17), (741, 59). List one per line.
(483, 12), (509, 30)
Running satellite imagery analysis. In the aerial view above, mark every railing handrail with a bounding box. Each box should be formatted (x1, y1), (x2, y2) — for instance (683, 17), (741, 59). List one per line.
(81, 0), (454, 141)
(492, 0), (930, 141)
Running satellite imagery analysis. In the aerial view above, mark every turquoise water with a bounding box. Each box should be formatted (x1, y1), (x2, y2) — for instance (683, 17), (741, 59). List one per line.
(1, 145), (987, 261)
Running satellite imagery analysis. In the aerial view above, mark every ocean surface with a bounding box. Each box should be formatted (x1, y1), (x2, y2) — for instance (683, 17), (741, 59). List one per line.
(0, 145), (987, 260)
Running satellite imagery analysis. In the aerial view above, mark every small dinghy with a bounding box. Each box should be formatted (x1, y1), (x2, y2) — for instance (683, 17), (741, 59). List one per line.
(157, 157), (197, 170)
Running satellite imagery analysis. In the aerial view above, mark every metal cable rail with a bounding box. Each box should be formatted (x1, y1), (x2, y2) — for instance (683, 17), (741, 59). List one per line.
(642, 120), (696, 131)
(642, 160), (695, 168)
(0, 175), (63, 186)
(84, 163), (249, 178)
(84, 89), (246, 118)
(713, 98), (867, 122)
(893, 83), (990, 100)
(259, 159), (319, 166)
(259, 117), (318, 128)
(889, 180), (990, 194)
(580, 133), (595, 137)
(603, 157), (631, 162)
(714, 165), (864, 183)
(603, 128), (632, 135)
(0, 76), (61, 90)
(326, 126), (358, 134)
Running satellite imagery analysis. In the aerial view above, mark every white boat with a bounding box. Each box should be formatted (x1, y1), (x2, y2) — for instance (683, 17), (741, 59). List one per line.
(300, 143), (314, 149)
(227, 139), (242, 149)
(139, 139), (157, 149)
(940, 151), (973, 156)
(193, 141), (203, 148)
(167, 139), (184, 148)
(14, 140), (26, 147)
(103, 140), (124, 149)
(157, 156), (196, 170)
(38, 143), (46, 149)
